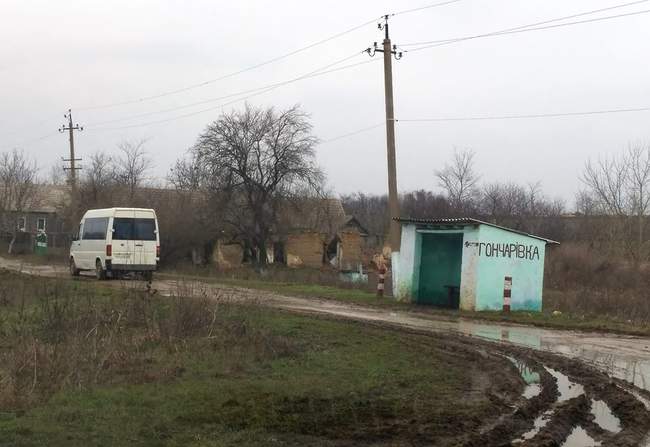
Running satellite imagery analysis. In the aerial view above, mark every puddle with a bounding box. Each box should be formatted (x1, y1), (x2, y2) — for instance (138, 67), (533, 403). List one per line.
(544, 367), (584, 401)
(515, 410), (553, 442)
(590, 399), (621, 433)
(505, 356), (542, 399)
(523, 383), (542, 399)
(562, 426), (601, 447)
(454, 320), (650, 394)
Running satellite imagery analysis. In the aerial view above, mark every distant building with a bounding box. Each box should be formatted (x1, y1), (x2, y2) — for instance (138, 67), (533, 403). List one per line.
(1, 184), (70, 250)
(212, 198), (372, 270)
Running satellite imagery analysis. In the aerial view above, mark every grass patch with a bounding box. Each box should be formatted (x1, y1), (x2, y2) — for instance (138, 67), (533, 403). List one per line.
(160, 271), (650, 337)
(0, 270), (500, 446)
(458, 308), (650, 337)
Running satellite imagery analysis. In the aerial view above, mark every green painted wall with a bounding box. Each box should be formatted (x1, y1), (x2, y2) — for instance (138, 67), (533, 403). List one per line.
(474, 225), (546, 311)
(394, 222), (550, 312)
(416, 233), (463, 306)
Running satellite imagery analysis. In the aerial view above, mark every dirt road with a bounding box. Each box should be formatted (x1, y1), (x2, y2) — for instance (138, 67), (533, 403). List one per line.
(2, 257), (650, 445)
(4, 257), (646, 392)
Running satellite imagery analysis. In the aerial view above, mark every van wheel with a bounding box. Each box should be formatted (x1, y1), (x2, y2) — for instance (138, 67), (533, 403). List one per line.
(95, 260), (106, 280)
(70, 258), (80, 277)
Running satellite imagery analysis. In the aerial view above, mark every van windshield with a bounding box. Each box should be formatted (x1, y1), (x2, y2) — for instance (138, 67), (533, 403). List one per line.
(112, 218), (156, 241)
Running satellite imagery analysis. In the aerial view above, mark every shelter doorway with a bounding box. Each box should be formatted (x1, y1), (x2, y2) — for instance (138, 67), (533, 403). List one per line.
(417, 233), (463, 308)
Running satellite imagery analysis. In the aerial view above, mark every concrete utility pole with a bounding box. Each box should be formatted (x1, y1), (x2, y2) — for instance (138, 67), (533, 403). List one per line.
(59, 109), (83, 215)
(366, 15), (403, 252)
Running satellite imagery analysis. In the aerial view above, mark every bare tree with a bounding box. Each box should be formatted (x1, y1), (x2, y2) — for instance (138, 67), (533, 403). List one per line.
(626, 144), (650, 255)
(114, 140), (152, 204)
(581, 144), (650, 263)
(46, 164), (67, 186)
(0, 150), (38, 253)
(582, 156), (628, 216)
(80, 151), (116, 207)
(575, 190), (598, 216)
(191, 104), (324, 264)
(435, 148), (479, 212)
(480, 182), (526, 224)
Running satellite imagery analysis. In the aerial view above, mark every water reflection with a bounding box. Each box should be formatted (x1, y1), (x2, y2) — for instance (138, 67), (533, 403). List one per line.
(455, 320), (650, 393)
(515, 410), (553, 442)
(505, 356), (542, 399)
(562, 426), (601, 447)
(590, 399), (621, 433)
(544, 367), (584, 401)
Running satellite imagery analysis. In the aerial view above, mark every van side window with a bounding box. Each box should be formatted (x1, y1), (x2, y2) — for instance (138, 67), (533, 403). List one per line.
(82, 217), (110, 240)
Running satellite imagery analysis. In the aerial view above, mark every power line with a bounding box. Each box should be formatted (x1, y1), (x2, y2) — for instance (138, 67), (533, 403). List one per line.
(402, 2), (650, 52)
(75, 0), (465, 112)
(87, 59), (380, 131)
(4, 131), (59, 149)
(322, 104), (650, 144)
(395, 106), (650, 122)
(87, 51), (365, 127)
(76, 18), (380, 112)
(390, 0), (463, 17)
(321, 122), (385, 144)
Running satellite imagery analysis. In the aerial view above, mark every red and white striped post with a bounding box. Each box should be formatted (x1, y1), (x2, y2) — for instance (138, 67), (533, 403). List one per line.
(503, 276), (512, 312)
(377, 263), (387, 297)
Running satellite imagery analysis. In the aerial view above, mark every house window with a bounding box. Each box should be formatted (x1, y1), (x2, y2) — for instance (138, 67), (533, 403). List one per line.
(37, 217), (46, 232)
(17, 217), (26, 232)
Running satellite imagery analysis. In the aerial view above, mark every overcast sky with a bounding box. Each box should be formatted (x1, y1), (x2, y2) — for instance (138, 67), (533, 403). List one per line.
(2, 0), (650, 207)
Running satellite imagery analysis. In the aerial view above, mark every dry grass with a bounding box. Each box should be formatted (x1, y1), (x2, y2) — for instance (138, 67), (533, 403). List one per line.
(545, 243), (650, 323)
(0, 271), (295, 411)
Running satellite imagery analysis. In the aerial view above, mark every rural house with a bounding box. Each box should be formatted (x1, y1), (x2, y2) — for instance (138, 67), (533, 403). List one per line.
(211, 198), (372, 270)
(0, 184), (70, 251)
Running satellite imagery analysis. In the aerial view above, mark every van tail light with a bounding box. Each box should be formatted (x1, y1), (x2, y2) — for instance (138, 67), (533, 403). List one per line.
(106, 244), (112, 257)
(156, 245), (160, 257)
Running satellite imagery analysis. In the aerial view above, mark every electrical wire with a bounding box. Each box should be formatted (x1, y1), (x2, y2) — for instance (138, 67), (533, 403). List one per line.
(321, 122), (385, 144)
(320, 104), (650, 145)
(87, 51), (365, 127)
(4, 131), (60, 149)
(390, 0), (463, 17)
(75, 18), (379, 112)
(87, 59), (380, 131)
(395, 106), (650, 122)
(401, 0), (649, 47)
(77, 0), (466, 112)
(404, 5), (650, 52)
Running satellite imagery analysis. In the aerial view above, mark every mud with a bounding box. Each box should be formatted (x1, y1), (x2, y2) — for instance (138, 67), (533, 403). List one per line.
(503, 346), (650, 446)
(1, 258), (649, 445)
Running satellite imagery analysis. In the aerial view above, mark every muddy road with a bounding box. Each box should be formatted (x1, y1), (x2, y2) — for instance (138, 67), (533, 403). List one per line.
(2, 257), (650, 445)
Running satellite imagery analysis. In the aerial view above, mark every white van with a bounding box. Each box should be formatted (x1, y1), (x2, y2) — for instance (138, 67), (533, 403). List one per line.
(70, 208), (160, 280)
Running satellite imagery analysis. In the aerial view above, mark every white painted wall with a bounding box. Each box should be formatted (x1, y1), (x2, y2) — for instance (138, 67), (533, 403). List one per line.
(393, 224), (418, 301)
(459, 227), (480, 311)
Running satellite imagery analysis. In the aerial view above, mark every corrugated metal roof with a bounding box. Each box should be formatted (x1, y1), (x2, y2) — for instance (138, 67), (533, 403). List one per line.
(394, 217), (559, 244)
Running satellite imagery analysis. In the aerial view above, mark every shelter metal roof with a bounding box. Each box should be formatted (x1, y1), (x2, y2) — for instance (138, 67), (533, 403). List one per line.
(394, 217), (559, 244)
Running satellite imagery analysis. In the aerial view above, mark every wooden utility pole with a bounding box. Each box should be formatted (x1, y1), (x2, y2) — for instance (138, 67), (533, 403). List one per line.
(367, 15), (403, 252)
(59, 109), (83, 217)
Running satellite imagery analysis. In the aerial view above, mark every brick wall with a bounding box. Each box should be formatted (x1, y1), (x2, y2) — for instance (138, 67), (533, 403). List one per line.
(339, 230), (363, 270)
(285, 232), (325, 268)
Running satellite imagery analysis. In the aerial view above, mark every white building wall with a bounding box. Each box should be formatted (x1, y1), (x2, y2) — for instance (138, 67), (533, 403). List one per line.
(459, 227), (480, 311)
(393, 223), (418, 301)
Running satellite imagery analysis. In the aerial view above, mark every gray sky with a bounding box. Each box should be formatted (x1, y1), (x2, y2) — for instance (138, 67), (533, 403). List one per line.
(2, 0), (650, 206)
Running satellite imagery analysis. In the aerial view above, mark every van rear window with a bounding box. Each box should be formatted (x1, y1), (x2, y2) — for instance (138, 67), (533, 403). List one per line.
(112, 218), (156, 241)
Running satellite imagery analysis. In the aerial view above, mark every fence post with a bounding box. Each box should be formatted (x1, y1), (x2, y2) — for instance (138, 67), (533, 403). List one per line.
(377, 264), (387, 297)
(503, 276), (512, 312)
